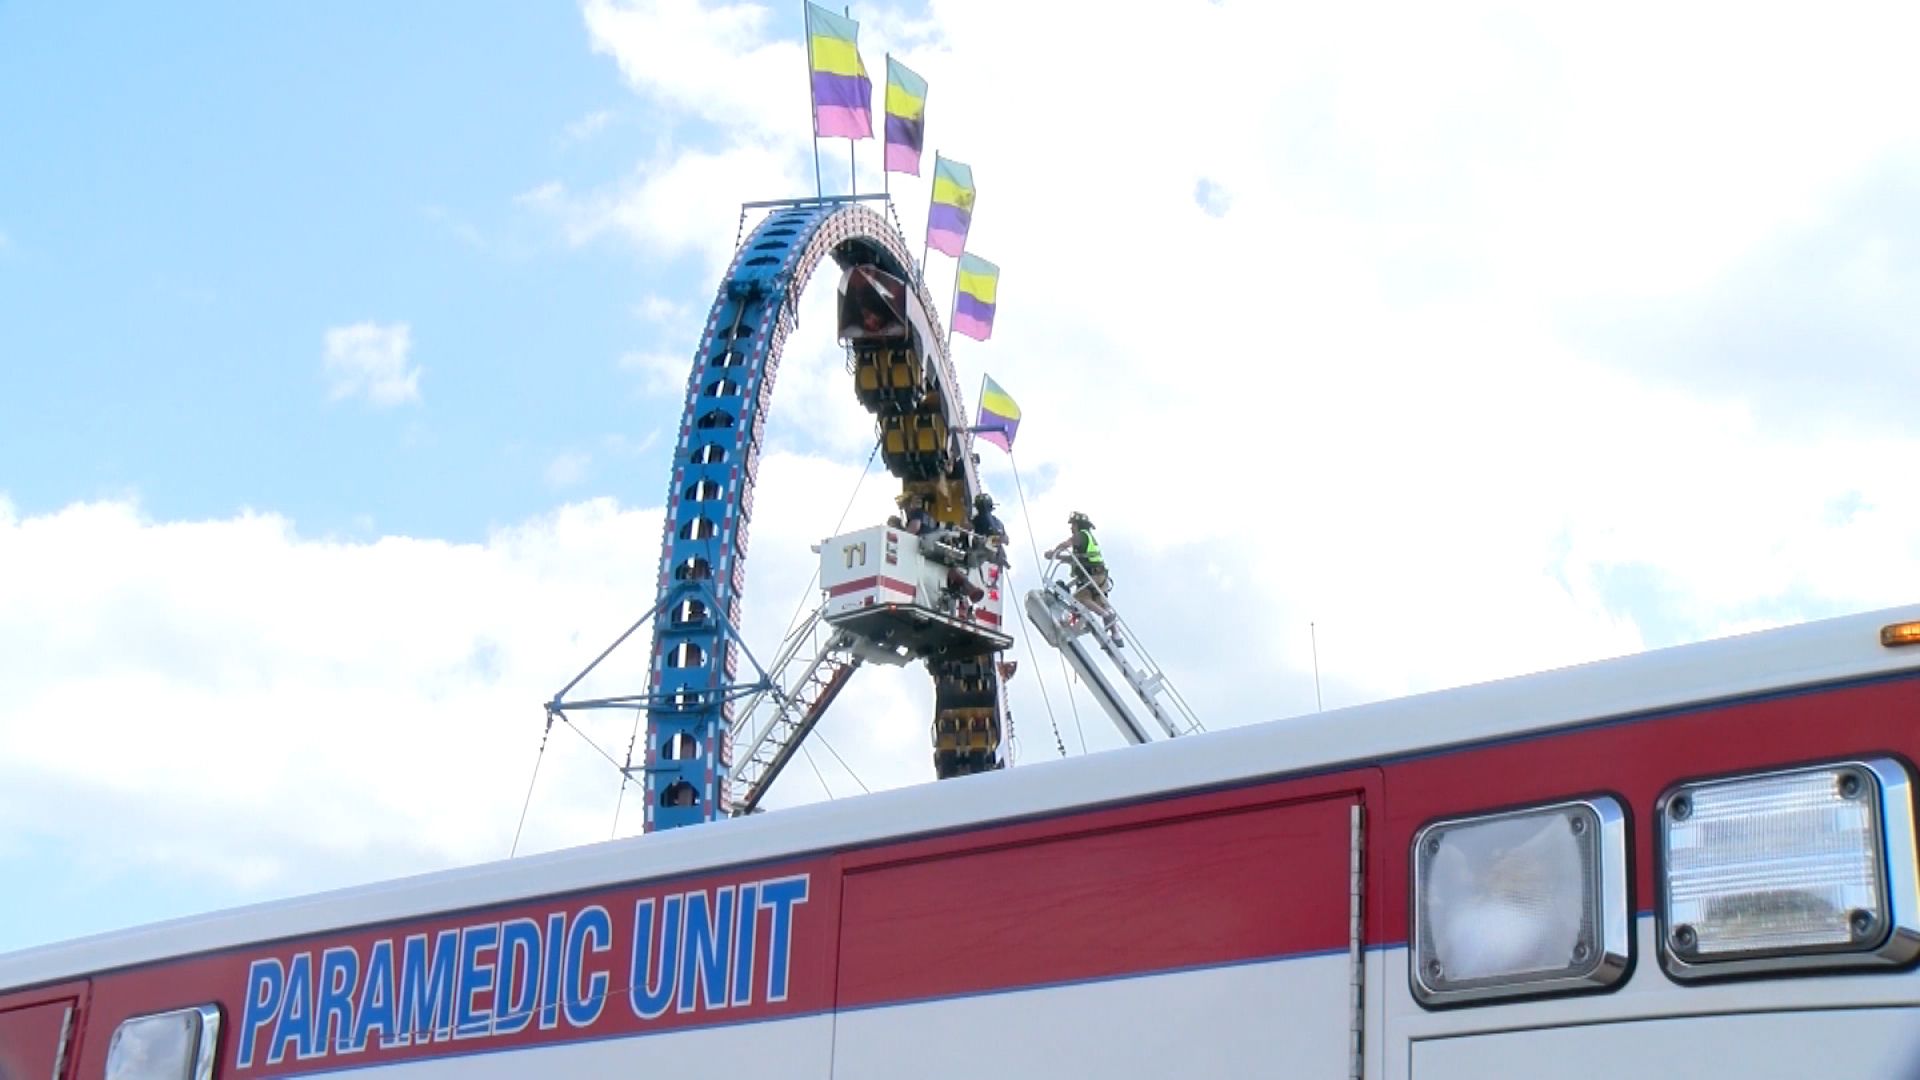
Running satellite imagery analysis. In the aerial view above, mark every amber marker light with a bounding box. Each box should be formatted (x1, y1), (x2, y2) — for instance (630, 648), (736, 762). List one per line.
(1881, 621), (1920, 648)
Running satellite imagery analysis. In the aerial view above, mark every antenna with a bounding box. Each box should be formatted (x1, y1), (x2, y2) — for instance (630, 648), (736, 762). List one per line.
(1311, 621), (1323, 712)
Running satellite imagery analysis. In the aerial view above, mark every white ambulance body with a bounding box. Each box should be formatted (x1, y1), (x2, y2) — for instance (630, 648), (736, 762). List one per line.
(8, 606), (1920, 1078)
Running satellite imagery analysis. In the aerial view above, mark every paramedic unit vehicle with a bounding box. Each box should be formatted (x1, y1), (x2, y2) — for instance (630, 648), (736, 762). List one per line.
(9, 605), (1920, 1078)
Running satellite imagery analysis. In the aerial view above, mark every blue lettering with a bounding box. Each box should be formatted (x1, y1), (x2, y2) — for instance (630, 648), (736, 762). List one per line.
(564, 905), (611, 1028)
(316, 947), (360, 1055)
(539, 912), (567, 1030)
(628, 894), (683, 1020)
(679, 887), (735, 1013)
(237, 958), (284, 1070)
(455, 923), (500, 1039)
(731, 882), (758, 1008)
(759, 875), (809, 1003)
(494, 918), (542, 1035)
(398, 930), (458, 1045)
(268, 952), (317, 1064)
(355, 940), (398, 1050)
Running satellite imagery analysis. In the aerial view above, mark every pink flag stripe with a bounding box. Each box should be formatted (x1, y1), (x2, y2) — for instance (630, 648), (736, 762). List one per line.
(927, 227), (965, 258)
(953, 311), (993, 341)
(816, 106), (871, 139)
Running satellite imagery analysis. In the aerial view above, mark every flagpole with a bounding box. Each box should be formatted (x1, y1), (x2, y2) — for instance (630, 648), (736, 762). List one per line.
(882, 52), (891, 203)
(803, 1), (823, 197)
(845, 6), (857, 197)
(919, 151), (938, 286)
(947, 255), (963, 349)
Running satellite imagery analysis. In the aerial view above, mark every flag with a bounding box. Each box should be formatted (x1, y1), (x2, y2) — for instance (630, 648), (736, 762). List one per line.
(953, 253), (999, 341)
(975, 375), (1020, 453)
(926, 155), (974, 258)
(805, 2), (872, 139)
(884, 57), (928, 175)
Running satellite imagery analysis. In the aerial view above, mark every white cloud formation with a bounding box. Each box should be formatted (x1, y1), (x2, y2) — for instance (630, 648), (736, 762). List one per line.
(545, 450), (592, 488)
(323, 322), (420, 407)
(561, 108), (616, 146)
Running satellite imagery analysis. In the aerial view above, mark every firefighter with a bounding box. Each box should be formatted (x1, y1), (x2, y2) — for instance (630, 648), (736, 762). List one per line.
(971, 493), (1010, 567)
(1048, 511), (1119, 643)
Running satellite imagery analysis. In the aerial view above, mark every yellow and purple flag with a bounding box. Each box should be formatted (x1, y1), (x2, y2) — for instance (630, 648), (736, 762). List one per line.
(805, 2), (872, 139)
(953, 253), (998, 341)
(975, 375), (1020, 453)
(925, 154), (974, 258)
(884, 57), (928, 175)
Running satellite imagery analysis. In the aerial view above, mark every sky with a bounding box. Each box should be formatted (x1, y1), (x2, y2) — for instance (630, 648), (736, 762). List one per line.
(6, 0), (1920, 954)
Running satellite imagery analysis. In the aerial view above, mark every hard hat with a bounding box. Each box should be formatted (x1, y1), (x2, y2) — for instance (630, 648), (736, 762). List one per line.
(974, 493), (993, 509)
(1070, 511), (1093, 528)
(896, 492), (917, 506)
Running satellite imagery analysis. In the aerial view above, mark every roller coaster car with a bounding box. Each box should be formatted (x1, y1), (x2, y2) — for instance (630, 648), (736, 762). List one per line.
(838, 264), (935, 349)
(840, 264), (939, 412)
(818, 523), (1013, 662)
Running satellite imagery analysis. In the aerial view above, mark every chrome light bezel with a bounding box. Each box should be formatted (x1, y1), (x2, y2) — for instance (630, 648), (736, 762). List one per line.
(1657, 756), (1920, 981)
(1410, 795), (1631, 1007)
(105, 1004), (221, 1080)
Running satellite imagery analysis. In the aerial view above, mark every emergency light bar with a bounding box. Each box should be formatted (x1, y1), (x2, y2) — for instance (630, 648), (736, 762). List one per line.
(1658, 758), (1920, 980)
(1411, 796), (1630, 1006)
(106, 1004), (220, 1080)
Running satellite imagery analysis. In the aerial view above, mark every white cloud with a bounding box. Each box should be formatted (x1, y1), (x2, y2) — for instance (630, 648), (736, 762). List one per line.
(421, 204), (484, 249)
(619, 348), (695, 396)
(546, 450), (591, 488)
(323, 322), (420, 407)
(561, 108), (617, 146)
(548, 0), (1920, 696)
(0, 470), (971, 945)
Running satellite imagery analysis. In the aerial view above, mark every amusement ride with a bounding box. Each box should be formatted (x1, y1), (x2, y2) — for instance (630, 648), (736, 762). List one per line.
(539, 193), (1202, 834)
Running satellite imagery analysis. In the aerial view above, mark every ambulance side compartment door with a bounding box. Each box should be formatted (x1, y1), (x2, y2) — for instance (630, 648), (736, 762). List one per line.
(0, 980), (90, 1080)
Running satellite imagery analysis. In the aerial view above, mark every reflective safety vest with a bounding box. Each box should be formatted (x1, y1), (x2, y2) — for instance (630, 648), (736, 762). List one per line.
(1079, 529), (1105, 568)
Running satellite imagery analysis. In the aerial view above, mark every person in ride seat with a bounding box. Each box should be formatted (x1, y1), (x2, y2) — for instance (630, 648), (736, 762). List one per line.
(1048, 511), (1120, 644)
(898, 492), (935, 535)
(970, 493), (1010, 567)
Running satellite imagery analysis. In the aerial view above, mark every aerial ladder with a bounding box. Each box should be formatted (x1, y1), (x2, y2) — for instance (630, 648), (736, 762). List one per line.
(727, 607), (863, 816)
(1024, 555), (1204, 746)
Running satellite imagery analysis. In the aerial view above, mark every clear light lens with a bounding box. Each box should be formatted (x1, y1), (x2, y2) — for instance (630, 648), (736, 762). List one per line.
(107, 1011), (198, 1080)
(1416, 803), (1602, 995)
(1666, 767), (1885, 959)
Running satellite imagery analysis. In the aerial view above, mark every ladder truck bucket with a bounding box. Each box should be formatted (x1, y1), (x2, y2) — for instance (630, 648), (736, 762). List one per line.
(819, 524), (1013, 659)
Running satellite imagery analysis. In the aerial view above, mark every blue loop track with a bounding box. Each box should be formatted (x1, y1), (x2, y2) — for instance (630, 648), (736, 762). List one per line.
(644, 198), (984, 831)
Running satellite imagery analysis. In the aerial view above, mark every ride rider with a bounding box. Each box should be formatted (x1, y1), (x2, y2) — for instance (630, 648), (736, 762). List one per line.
(1048, 511), (1119, 642)
(898, 492), (936, 536)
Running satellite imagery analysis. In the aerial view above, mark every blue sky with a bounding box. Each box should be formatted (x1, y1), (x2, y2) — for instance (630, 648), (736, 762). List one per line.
(7, 0), (1920, 955)
(1, 2), (713, 539)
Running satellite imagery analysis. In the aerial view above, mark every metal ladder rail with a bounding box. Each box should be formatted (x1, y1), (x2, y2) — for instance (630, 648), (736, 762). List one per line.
(729, 606), (829, 750)
(1042, 557), (1203, 739)
(1022, 585), (1157, 747)
(731, 643), (863, 815)
(1103, 607), (1205, 737)
(1055, 629), (1154, 744)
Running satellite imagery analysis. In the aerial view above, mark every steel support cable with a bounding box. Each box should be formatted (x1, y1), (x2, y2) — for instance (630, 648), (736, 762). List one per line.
(509, 714), (555, 857)
(610, 707), (644, 838)
(811, 727), (871, 794)
(770, 433), (883, 658)
(555, 709), (631, 773)
(1005, 451), (1079, 756)
(730, 433), (882, 781)
(799, 742), (834, 800)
